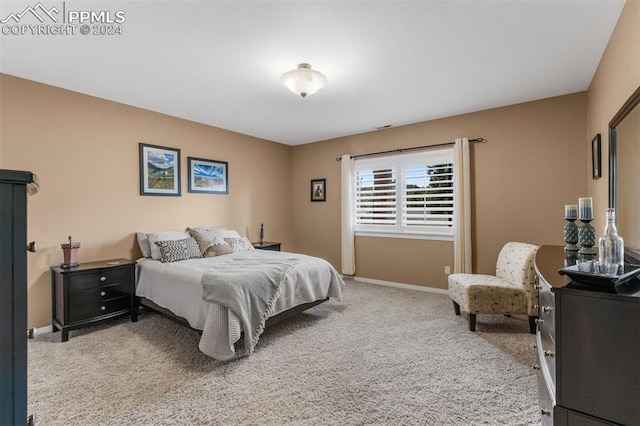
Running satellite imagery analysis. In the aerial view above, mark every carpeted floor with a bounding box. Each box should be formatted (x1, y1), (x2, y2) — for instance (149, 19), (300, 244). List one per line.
(28, 280), (541, 425)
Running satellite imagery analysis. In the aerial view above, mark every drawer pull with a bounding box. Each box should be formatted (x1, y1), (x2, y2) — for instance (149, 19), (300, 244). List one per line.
(543, 350), (554, 358)
(532, 364), (540, 370)
(100, 291), (106, 297)
(542, 306), (551, 313)
(100, 276), (106, 282)
(101, 306), (106, 311)
(541, 409), (551, 416)
(535, 319), (544, 325)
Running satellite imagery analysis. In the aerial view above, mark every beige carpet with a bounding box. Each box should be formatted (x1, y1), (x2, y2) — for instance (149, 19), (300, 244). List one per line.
(28, 280), (541, 425)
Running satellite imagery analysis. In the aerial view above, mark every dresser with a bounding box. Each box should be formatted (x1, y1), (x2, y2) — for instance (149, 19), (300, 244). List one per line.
(534, 245), (640, 425)
(51, 259), (137, 341)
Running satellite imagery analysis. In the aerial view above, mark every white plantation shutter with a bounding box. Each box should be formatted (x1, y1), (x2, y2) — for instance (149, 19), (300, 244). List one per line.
(355, 168), (397, 225)
(354, 149), (455, 239)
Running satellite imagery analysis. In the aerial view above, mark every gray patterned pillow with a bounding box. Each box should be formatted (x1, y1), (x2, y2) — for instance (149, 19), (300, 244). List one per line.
(154, 238), (202, 263)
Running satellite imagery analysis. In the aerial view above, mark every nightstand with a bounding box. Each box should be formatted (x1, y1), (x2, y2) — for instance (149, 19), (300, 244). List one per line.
(252, 241), (281, 251)
(51, 259), (137, 342)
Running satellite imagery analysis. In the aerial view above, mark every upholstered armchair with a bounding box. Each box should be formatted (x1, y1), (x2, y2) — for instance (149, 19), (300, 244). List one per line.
(448, 242), (539, 333)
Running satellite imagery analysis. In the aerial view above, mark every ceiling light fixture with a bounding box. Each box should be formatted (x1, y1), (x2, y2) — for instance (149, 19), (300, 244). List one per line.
(280, 63), (327, 98)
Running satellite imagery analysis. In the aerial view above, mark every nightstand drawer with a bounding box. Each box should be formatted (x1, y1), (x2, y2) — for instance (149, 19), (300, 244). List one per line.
(69, 282), (130, 307)
(68, 296), (130, 323)
(68, 267), (130, 292)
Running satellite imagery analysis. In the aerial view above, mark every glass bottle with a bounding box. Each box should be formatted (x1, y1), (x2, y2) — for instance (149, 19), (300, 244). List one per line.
(598, 208), (624, 273)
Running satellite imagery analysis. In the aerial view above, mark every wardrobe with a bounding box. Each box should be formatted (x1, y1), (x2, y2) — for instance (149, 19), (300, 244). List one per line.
(0, 170), (38, 425)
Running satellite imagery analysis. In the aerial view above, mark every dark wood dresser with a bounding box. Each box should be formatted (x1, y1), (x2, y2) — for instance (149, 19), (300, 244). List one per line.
(534, 245), (640, 425)
(51, 259), (137, 341)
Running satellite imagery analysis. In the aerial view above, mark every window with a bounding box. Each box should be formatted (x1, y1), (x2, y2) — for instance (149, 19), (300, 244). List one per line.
(354, 149), (454, 239)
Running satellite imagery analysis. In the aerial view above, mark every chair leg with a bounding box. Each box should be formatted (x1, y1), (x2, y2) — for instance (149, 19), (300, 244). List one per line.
(529, 316), (537, 334)
(452, 301), (461, 316)
(468, 314), (476, 331)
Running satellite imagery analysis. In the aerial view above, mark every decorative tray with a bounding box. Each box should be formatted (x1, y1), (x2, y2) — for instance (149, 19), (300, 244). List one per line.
(558, 263), (640, 286)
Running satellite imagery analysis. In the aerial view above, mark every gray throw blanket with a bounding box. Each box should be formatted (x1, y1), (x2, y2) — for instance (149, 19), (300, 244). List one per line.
(201, 254), (299, 355)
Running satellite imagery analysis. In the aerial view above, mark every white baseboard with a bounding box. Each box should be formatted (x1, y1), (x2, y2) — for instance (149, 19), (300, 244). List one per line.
(352, 276), (449, 295)
(31, 325), (53, 336)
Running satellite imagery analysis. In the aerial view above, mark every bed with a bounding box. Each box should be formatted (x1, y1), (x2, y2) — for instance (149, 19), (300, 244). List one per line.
(135, 228), (344, 360)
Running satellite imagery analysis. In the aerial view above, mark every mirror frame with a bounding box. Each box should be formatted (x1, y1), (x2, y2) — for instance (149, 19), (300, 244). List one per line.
(609, 85), (640, 262)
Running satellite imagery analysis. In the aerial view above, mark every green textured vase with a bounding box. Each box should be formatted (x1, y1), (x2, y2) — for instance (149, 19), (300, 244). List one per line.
(563, 219), (579, 252)
(578, 220), (596, 256)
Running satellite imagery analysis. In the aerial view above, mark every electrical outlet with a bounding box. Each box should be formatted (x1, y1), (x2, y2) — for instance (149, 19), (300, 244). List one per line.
(444, 266), (451, 275)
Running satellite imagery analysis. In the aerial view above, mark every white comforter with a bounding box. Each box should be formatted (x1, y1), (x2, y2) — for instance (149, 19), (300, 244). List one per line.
(135, 250), (344, 360)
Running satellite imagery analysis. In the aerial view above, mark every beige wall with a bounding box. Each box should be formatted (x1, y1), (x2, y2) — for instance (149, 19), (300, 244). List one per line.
(0, 74), (293, 328)
(292, 93), (588, 289)
(292, 0), (640, 291)
(2, 0), (637, 328)
(586, 0), (640, 234)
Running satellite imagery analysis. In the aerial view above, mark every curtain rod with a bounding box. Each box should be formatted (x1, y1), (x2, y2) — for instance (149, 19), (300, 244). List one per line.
(335, 137), (486, 161)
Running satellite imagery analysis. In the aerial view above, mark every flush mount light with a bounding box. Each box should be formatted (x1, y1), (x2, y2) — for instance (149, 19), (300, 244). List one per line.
(280, 63), (327, 98)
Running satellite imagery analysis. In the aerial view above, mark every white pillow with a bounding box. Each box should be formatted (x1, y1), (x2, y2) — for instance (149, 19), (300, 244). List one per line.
(148, 230), (191, 260)
(190, 226), (227, 234)
(136, 232), (152, 258)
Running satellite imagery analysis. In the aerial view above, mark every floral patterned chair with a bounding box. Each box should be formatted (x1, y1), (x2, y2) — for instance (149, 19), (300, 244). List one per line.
(448, 242), (539, 333)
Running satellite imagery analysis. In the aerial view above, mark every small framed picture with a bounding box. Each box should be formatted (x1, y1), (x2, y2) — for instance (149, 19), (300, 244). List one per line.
(139, 143), (181, 196)
(310, 178), (326, 202)
(188, 157), (229, 194)
(592, 134), (601, 179)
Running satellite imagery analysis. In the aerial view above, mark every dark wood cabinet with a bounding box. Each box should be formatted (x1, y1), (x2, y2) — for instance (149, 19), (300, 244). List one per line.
(51, 259), (137, 341)
(534, 246), (640, 426)
(0, 170), (38, 426)
(252, 241), (281, 251)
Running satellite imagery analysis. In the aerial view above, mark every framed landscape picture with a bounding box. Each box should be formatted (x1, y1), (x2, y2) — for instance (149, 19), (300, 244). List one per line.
(139, 143), (181, 196)
(188, 157), (229, 194)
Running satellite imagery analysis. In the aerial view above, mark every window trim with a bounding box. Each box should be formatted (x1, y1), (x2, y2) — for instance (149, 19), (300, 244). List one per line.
(353, 149), (455, 241)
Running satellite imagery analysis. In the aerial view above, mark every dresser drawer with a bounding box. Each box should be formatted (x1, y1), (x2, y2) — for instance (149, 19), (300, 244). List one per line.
(538, 277), (556, 343)
(69, 282), (130, 307)
(68, 267), (131, 292)
(537, 276), (556, 390)
(535, 350), (554, 426)
(68, 295), (131, 323)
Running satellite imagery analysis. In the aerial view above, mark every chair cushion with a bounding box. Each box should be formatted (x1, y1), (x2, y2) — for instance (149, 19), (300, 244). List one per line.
(448, 273), (528, 315)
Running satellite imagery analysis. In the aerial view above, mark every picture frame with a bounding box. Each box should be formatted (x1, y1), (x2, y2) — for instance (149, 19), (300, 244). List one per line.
(310, 178), (326, 202)
(188, 157), (229, 194)
(592, 133), (601, 179)
(139, 143), (181, 196)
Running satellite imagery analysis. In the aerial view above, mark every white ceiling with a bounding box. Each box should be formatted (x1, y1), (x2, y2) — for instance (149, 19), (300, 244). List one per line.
(0, 0), (626, 146)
